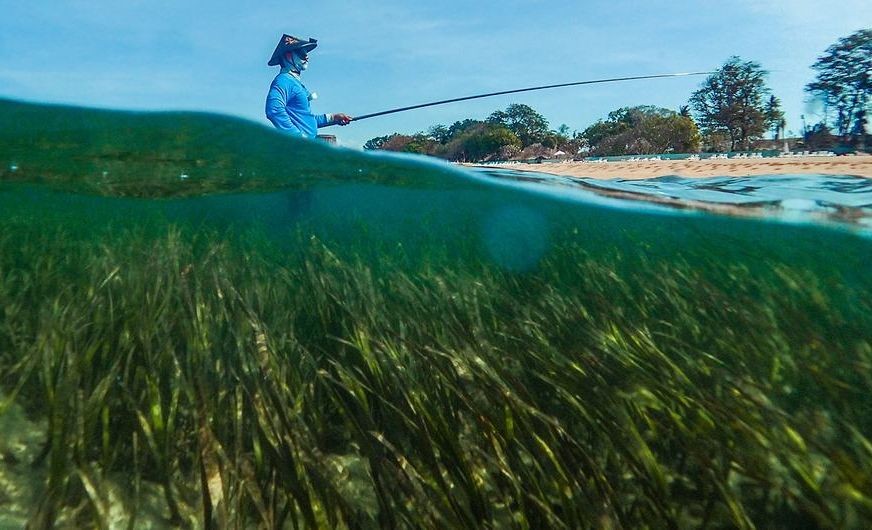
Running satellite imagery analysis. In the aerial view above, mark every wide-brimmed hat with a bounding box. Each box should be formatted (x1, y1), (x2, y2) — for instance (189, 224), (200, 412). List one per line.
(268, 34), (318, 66)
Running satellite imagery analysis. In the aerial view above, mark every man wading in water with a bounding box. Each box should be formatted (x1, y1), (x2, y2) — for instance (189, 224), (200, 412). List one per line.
(265, 34), (352, 138)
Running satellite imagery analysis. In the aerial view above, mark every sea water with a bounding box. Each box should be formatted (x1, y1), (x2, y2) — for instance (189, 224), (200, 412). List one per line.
(1, 103), (871, 527)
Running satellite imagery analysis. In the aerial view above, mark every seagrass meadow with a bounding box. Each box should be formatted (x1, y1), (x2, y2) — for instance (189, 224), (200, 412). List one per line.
(1, 99), (872, 528)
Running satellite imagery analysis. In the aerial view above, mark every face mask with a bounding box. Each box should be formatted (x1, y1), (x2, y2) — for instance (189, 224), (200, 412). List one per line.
(291, 53), (308, 72)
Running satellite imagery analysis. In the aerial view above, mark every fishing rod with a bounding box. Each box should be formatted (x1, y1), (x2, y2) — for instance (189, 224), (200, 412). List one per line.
(350, 71), (712, 122)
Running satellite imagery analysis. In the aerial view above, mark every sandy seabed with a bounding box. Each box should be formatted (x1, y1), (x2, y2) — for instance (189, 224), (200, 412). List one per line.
(476, 155), (872, 180)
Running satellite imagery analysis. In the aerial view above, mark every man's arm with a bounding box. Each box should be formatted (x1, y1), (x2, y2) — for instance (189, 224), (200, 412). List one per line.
(265, 83), (304, 136)
(315, 113), (353, 128)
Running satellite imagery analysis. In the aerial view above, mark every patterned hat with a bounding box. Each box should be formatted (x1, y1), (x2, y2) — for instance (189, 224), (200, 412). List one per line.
(268, 34), (318, 66)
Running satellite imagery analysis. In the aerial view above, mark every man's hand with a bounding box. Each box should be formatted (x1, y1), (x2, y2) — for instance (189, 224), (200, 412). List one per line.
(333, 113), (352, 126)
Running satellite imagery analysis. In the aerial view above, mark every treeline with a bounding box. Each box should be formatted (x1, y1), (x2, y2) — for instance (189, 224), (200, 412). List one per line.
(364, 29), (870, 161)
(363, 104), (583, 161)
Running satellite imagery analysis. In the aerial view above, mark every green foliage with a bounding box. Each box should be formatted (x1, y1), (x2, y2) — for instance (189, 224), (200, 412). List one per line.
(364, 110), (579, 161)
(402, 134), (440, 154)
(447, 119), (482, 139)
(540, 124), (571, 151)
(582, 106), (700, 156)
(807, 29), (872, 140)
(445, 123), (521, 161)
(689, 57), (782, 151)
(363, 133), (399, 150)
(540, 125), (578, 152)
(766, 95), (786, 139)
(427, 124), (451, 144)
(363, 118), (524, 162)
(803, 122), (837, 150)
(700, 130), (731, 152)
(487, 103), (551, 146)
(582, 119), (629, 151)
(376, 133), (439, 154)
(638, 114), (701, 153)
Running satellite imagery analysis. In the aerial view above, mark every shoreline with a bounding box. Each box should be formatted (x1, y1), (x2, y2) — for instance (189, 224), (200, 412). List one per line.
(469, 155), (872, 180)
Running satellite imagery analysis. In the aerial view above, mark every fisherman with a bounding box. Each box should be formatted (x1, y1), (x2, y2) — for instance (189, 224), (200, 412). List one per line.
(265, 34), (352, 138)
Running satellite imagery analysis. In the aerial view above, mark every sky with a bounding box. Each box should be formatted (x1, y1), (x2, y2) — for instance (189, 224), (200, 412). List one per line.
(1, 0), (869, 149)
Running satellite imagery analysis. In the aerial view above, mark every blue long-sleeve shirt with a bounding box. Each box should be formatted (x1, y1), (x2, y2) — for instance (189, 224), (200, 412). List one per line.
(265, 72), (333, 138)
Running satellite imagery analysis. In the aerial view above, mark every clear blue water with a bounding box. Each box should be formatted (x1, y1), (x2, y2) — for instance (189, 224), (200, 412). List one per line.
(471, 167), (872, 234)
(2, 102), (872, 527)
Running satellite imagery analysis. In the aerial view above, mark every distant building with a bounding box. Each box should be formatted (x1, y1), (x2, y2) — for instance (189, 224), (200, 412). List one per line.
(316, 134), (337, 144)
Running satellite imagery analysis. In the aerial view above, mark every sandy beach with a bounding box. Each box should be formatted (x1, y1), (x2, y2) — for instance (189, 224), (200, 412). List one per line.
(477, 155), (872, 180)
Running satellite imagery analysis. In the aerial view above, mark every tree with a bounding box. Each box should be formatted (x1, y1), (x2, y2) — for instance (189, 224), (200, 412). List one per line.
(363, 133), (399, 150)
(369, 133), (439, 155)
(445, 123), (521, 162)
(402, 134), (439, 155)
(542, 124), (573, 150)
(765, 95), (785, 140)
(427, 124), (451, 144)
(637, 114), (701, 154)
(362, 119), (520, 161)
(806, 29), (871, 142)
(689, 57), (782, 151)
(803, 123), (836, 151)
(380, 134), (417, 152)
(581, 106), (700, 156)
(486, 104), (550, 146)
(447, 119), (482, 139)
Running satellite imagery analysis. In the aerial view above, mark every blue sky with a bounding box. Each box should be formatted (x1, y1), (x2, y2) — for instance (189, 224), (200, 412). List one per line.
(1, 1), (869, 148)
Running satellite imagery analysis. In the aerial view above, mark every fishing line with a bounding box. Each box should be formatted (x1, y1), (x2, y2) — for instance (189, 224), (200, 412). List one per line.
(349, 71), (712, 122)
